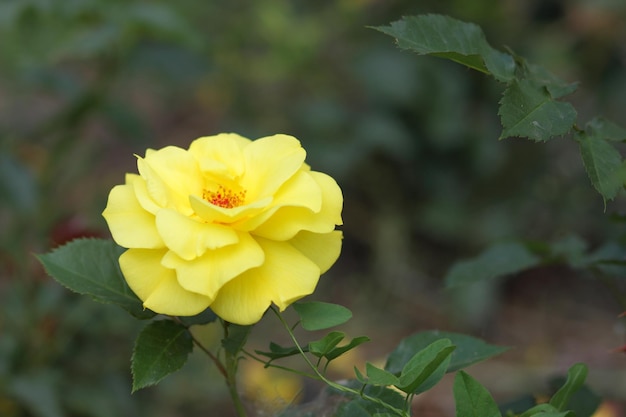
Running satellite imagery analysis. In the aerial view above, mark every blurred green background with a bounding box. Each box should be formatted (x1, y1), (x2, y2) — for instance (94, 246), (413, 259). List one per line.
(2, 0), (626, 416)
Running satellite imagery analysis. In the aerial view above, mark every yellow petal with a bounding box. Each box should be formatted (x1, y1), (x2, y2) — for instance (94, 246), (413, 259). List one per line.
(155, 209), (239, 260)
(161, 232), (264, 299)
(309, 171), (343, 226)
(188, 134), (250, 181)
(119, 248), (212, 316)
(240, 135), (306, 201)
(130, 173), (161, 214)
(190, 194), (271, 224)
(250, 171), (342, 240)
(137, 146), (202, 216)
(235, 170), (321, 233)
(289, 230), (343, 274)
(210, 238), (320, 325)
(102, 183), (164, 249)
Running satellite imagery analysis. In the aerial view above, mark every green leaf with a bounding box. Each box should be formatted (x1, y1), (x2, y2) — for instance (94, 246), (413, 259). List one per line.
(222, 324), (251, 355)
(324, 336), (370, 362)
(586, 117), (626, 141)
(445, 242), (541, 288)
(358, 362), (401, 386)
(309, 331), (346, 357)
(453, 371), (501, 417)
(520, 61), (579, 99)
(293, 301), (352, 331)
(549, 363), (588, 411)
(37, 238), (155, 319)
(385, 331), (508, 375)
(577, 130), (624, 204)
(499, 79), (577, 141)
(131, 320), (193, 392)
(396, 338), (456, 394)
(374, 14), (515, 82)
(255, 342), (307, 363)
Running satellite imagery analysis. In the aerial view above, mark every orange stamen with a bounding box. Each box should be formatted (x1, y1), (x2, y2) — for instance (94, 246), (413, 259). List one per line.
(203, 185), (246, 209)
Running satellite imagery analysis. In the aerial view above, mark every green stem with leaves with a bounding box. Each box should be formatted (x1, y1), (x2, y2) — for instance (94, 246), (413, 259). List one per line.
(270, 307), (410, 417)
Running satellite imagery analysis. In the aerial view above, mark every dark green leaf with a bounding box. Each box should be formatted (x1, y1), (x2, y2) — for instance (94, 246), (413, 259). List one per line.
(385, 331), (508, 375)
(131, 320), (193, 392)
(374, 14), (515, 82)
(445, 242), (540, 288)
(499, 79), (577, 141)
(396, 338), (455, 394)
(37, 238), (155, 319)
(521, 62), (579, 99)
(453, 371), (501, 417)
(222, 324), (251, 355)
(293, 301), (352, 331)
(550, 363), (588, 411)
(577, 130), (624, 204)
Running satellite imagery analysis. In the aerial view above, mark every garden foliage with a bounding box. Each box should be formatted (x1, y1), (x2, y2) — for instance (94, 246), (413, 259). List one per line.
(35, 13), (619, 417)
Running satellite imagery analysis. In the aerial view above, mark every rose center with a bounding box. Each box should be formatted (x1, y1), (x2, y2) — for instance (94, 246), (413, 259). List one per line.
(203, 185), (246, 209)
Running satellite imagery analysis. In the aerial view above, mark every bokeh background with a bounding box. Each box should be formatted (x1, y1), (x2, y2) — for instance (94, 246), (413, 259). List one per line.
(2, 0), (626, 416)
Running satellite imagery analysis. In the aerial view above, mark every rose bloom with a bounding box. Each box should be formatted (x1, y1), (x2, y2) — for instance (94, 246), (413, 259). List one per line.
(102, 134), (343, 325)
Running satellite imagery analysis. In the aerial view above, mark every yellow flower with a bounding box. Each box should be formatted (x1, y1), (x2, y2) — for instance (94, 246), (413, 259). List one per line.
(102, 133), (343, 325)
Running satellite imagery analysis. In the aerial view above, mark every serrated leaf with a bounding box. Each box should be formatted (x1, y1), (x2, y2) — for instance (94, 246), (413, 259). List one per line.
(396, 338), (455, 394)
(499, 79), (577, 141)
(577, 130), (624, 204)
(454, 371), (501, 417)
(131, 320), (192, 392)
(550, 363), (588, 411)
(374, 14), (515, 82)
(586, 117), (626, 141)
(385, 331), (508, 375)
(522, 62), (579, 99)
(445, 241), (540, 288)
(37, 238), (155, 319)
(293, 301), (352, 331)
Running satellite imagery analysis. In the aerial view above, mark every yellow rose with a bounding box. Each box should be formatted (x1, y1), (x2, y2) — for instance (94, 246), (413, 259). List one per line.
(102, 133), (343, 325)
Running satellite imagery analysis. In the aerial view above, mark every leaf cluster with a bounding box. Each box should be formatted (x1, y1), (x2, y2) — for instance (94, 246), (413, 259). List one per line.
(444, 234), (626, 288)
(375, 14), (626, 205)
